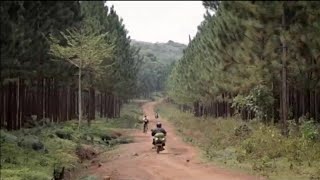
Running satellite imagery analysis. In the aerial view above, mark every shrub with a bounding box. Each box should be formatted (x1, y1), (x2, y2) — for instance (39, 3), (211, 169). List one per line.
(232, 85), (274, 121)
(1, 168), (50, 180)
(157, 101), (320, 178)
(300, 118), (319, 141)
(0, 130), (18, 143)
(75, 145), (97, 162)
(55, 129), (73, 140)
(234, 124), (252, 137)
(17, 135), (46, 152)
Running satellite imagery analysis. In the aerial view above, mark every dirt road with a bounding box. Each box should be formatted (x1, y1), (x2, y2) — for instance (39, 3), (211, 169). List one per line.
(84, 101), (265, 180)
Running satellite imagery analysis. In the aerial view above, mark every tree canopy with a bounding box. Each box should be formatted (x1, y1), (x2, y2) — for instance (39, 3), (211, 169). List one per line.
(0, 1), (143, 130)
(167, 1), (320, 124)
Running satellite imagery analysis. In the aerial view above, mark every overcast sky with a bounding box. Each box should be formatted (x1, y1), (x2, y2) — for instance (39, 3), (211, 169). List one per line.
(105, 1), (206, 45)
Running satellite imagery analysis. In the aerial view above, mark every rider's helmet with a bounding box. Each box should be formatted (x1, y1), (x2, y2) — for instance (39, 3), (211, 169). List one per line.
(156, 122), (162, 128)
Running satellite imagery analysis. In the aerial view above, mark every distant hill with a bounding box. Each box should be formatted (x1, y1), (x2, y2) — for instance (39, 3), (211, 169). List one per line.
(131, 40), (187, 65)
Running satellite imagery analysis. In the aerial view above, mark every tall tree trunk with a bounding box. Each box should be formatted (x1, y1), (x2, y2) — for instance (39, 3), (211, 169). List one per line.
(7, 82), (17, 130)
(281, 2), (288, 134)
(55, 81), (59, 122)
(78, 67), (82, 129)
(100, 93), (103, 118)
(272, 80), (280, 123)
(88, 87), (95, 126)
(37, 78), (43, 120)
(0, 84), (4, 128)
(306, 89), (311, 119)
(294, 88), (299, 124)
(104, 93), (107, 118)
(194, 101), (199, 117)
(66, 85), (70, 120)
(16, 80), (20, 129)
(315, 90), (319, 122)
(310, 90), (314, 119)
(42, 78), (46, 119)
(6, 83), (11, 130)
(21, 80), (26, 128)
(301, 90), (305, 116)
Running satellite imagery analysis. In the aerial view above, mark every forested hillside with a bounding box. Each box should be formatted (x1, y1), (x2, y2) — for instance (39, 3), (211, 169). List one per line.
(132, 40), (186, 98)
(131, 40), (186, 65)
(0, 1), (142, 130)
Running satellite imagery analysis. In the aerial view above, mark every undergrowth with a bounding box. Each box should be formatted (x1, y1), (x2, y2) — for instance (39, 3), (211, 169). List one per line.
(150, 91), (164, 101)
(158, 102), (320, 180)
(0, 102), (141, 180)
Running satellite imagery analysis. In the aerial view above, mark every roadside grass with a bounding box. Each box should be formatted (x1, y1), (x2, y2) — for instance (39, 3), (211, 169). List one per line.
(0, 102), (142, 180)
(150, 91), (164, 101)
(103, 102), (143, 129)
(157, 102), (320, 180)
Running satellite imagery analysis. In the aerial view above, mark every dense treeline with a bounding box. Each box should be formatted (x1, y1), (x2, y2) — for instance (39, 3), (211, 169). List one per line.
(136, 52), (175, 98)
(131, 40), (187, 65)
(0, 1), (142, 130)
(167, 1), (320, 131)
(132, 40), (186, 98)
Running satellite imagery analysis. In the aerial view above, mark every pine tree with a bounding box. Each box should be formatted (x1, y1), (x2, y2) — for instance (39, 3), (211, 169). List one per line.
(167, 1), (320, 124)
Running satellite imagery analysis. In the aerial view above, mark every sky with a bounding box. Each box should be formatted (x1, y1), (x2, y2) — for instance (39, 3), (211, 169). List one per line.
(105, 1), (206, 45)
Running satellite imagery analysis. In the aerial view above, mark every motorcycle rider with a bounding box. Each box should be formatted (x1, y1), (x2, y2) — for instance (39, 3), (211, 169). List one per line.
(151, 122), (167, 149)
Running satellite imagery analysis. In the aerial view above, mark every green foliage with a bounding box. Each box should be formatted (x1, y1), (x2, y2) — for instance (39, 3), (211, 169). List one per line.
(17, 135), (46, 152)
(158, 102), (320, 179)
(166, 1), (320, 122)
(232, 85), (274, 121)
(0, 124), (124, 179)
(104, 102), (142, 129)
(55, 129), (73, 140)
(107, 114), (140, 129)
(1, 168), (50, 180)
(49, 29), (114, 71)
(0, 1), (81, 81)
(300, 119), (319, 141)
(234, 124), (252, 137)
(0, 130), (18, 143)
(131, 40), (186, 65)
(0, 102), (140, 180)
(1, 1), (142, 103)
(133, 40), (185, 97)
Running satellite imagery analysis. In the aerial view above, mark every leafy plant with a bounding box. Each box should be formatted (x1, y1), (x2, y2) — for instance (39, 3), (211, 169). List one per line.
(232, 85), (274, 121)
(49, 27), (114, 129)
(300, 119), (319, 141)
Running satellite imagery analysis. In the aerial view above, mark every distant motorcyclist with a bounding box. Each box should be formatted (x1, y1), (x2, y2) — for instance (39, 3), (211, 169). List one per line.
(151, 122), (167, 149)
(142, 115), (149, 133)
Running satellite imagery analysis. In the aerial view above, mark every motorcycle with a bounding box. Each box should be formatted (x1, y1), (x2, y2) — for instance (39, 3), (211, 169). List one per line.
(153, 132), (166, 153)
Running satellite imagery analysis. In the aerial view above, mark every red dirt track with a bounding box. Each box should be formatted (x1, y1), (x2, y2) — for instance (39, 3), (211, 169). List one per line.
(83, 101), (265, 180)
